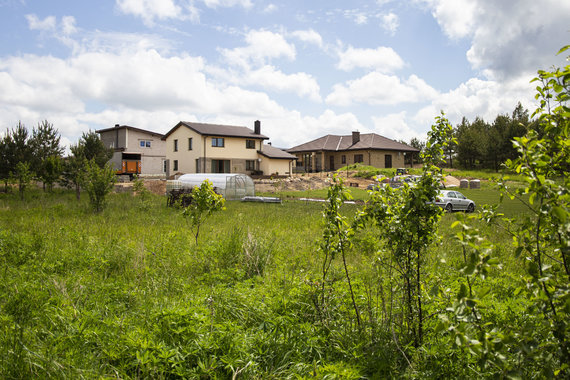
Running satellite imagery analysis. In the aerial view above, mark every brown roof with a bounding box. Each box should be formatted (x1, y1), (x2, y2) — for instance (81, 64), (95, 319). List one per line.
(288, 133), (419, 153)
(96, 124), (164, 137)
(258, 144), (296, 160)
(162, 121), (269, 140)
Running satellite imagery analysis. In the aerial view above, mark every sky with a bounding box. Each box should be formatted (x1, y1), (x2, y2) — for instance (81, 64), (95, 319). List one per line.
(0, 0), (568, 150)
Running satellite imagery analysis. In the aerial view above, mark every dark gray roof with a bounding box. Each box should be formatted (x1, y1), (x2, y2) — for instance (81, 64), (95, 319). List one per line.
(96, 124), (164, 137)
(288, 133), (419, 153)
(258, 144), (296, 160)
(162, 121), (269, 140)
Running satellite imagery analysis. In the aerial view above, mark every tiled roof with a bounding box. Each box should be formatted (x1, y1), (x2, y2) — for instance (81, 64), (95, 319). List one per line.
(288, 133), (419, 153)
(258, 144), (296, 160)
(96, 124), (164, 137)
(162, 121), (269, 140)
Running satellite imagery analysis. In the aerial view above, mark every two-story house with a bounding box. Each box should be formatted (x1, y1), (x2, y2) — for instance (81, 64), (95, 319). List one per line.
(162, 120), (295, 178)
(96, 124), (167, 177)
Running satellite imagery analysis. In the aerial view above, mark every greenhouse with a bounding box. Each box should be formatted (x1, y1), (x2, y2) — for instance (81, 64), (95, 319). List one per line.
(167, 173), (255, 200)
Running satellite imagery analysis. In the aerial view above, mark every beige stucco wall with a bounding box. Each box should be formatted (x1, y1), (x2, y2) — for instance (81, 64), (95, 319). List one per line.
(260, 158), (293, 176)
(165, 127), (202, 175)
(165, 125), (265, 176)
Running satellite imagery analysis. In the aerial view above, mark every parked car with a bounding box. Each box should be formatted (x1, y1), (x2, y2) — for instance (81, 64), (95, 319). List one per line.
(434, 190), (476, 213)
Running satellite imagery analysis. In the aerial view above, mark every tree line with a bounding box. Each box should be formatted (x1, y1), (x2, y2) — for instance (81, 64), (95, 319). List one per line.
(403, 102), (536, 171)
(0, 121), (115, 210)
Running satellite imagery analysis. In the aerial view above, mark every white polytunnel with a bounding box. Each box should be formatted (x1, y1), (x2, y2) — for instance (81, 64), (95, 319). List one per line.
(166, 173), (255, 200)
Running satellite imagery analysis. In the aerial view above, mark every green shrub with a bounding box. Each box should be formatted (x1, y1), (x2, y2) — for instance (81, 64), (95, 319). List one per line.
(81, 160), (116, 212)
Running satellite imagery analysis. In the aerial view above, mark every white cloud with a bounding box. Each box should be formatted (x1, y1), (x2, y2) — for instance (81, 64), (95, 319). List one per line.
(202, 0), (252, 8)
(26, 14), (57, 32)
(116, 0), (199, 26)
(216, 30), (321, 101)
(380, 12), (399, 36)
(290, 29), (323, 48)
(414, 74), (536, 128)
(326, 72), (438, 106)
(220, 29), (296, 68)
(337, 46), (404, 72)
(61, 16), (77, 36)
(303, 110), (366, 136)
(234, 65), (322, 102)
(262, 4), (277, 14)
(422, 0), (477, 39)
(372, 111), (424, 142)
(0, 41), (291, 147)
(26, 14), (79, 49)
(421, 0), (570, 79)
(343, 9), (368, 25)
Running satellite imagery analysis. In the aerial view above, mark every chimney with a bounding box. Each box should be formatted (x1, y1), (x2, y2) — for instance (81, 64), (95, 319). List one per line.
(115, 124), (120, 128)
(352, 131), (360, 145)
(254, 120), (261, 134)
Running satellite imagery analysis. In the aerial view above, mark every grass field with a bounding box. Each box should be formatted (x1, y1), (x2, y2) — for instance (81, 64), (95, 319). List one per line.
(0, 186), (534, 378)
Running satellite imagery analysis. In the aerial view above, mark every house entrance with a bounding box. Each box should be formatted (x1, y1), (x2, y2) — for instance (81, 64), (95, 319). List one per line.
(385, 154), (392, 168)
(212, 159), (230, 173)
(329, 156), (334, 171)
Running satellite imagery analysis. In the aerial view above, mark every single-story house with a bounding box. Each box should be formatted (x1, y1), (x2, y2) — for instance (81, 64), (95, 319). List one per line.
(162, 120), (296, 178)
(288, 131), (419, 172)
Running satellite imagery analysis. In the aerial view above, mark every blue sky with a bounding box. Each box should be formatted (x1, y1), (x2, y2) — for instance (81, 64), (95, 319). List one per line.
(0, 0), (568, 149)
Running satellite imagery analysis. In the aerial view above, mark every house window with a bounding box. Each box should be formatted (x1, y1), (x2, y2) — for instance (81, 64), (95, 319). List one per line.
(354, 154), (363, 163)
(188, 137), (193, 150)
(341, 155), (346, 164)
(174, 139), (178, 152)
(246, 160), (256, 171)
(246, 139), (256, 149)
(173, 160), (178, 171)
(212, 137), (224, 147)
(139, 140), (151, 148)
(162, 160), (166, 173)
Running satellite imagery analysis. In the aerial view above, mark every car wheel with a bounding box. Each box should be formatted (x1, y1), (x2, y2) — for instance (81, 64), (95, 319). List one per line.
(467, 203), (475, 213)
(445, 203), (453, 213)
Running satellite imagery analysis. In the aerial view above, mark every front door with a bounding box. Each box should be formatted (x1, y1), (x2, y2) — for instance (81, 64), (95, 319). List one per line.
(329, 156), (334, 171)
(385, 154), (392, 168)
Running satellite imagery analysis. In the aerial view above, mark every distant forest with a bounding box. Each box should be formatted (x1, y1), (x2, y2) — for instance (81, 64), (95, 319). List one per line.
(404, 102), (536, 171)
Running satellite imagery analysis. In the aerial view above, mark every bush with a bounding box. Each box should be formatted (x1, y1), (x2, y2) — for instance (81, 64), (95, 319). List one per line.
(82, 160), (116, 212)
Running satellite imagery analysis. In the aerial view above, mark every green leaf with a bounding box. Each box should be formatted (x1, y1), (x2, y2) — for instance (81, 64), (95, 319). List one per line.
(556, 45), (570, 55)
(551, 206), (567, 222)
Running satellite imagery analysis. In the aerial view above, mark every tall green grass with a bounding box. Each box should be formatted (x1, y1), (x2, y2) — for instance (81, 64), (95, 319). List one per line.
(0, 188), (531, 378)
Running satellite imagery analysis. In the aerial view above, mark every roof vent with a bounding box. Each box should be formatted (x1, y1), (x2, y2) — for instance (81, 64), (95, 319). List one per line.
(352, 131), (360, 145)
(254, 120), (261, 134)
(115, 124), (120, 128)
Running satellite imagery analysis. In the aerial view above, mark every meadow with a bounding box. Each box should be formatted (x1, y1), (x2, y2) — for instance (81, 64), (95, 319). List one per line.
(0, 185), (534, 378)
